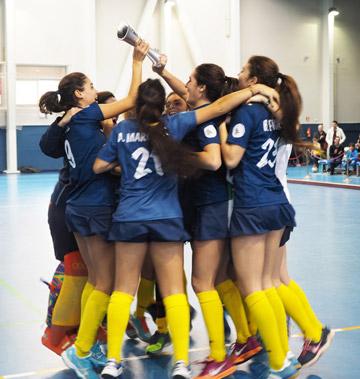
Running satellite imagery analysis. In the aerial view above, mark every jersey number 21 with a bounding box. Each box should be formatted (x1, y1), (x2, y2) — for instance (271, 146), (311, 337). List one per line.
(132, 147), (164, 179)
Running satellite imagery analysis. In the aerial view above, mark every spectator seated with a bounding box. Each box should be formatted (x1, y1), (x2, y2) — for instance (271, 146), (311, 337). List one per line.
(342, 143), (359, 175)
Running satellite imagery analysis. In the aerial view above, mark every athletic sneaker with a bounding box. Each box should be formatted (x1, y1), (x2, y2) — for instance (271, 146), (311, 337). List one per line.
(125, 321), (138, 339)
(297, 326), (335, 368)
(268, 358), (299, 379)
(171, 360), (191, 379)
(249, 351), (270, 379)
(101, 359), (123, 379)
(129, 314), (151, 342)
(146, 331), (171, 355)
(61, 345), (98, 379)
(286, 351), (301, 370)
(90, 341), (107, 368)
(229, 335), (263, 364)
(194, 356), (236, 379)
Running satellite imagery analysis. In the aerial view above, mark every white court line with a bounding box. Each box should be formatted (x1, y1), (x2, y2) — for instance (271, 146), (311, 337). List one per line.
(1, 345), (213, 378)
(2, 327), (358, 378)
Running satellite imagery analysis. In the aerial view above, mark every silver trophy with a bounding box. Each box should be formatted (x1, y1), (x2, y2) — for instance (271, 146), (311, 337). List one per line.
(117, 22), (162, 66)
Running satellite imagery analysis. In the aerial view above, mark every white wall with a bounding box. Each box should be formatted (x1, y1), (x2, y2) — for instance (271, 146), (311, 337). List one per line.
(94, 0), (333, 124)
(240, 0), (324, 124)
(0, 0), (96, 126)
(95, 0), (154, 94)
(334, 0), (360, 123)
(14, 0), (96, 76)
(95, 0), (239, 97)
(0, 0), (359, 127)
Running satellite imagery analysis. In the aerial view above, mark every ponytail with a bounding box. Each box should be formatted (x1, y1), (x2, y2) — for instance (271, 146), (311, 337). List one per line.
(39, 91), (66, 114)
(277, 73), (302, 143)
(223, 76), (240, 96)
(136, 79), (199, 177)
(39, 72), (87, 114)
(247, 56), (302, 144)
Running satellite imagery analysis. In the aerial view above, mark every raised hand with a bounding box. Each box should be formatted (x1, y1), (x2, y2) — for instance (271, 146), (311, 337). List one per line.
(152, 53), (167, 74)
(133, 39), (150, 62)
(58, 107), (82, 127)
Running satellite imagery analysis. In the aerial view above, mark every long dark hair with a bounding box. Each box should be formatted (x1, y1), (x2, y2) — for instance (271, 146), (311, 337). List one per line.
(195, 63), (228, 102)
(136, 79), (198, 177)
(39, 72), (87, 114)
(248, 56), (302, 143)
(97, 91), (115, 104)
(223, 76), (239, 95)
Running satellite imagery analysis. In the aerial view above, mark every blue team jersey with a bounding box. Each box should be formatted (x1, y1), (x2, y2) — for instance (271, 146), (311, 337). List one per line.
(182, 104), (228, 206)
(227, 103), (288, 208)
(63, 102), (116, 207)
(97, 111), (197, 222)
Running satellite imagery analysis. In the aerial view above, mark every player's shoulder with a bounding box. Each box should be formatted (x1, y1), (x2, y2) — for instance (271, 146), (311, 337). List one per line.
(232, 102), (264, 117)
(117, 118), (138, 131)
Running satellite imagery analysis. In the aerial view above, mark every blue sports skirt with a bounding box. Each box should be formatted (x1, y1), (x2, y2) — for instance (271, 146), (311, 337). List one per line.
(185, 201), (230, 241)
(65, 205), (113, 239)
(108, 218), (190, 243)
(230, 203), (296, 240)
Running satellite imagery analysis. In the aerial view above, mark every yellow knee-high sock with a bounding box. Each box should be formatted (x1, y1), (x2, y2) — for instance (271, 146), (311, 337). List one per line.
(245, 291), (285, 370)
(265, 287), (289, 355)
(216, 280), (251, 343)
(244, 300), (258, 336)
(81, 282), (94, 320)
(288, 280), (323, 331)
(197, 290), (226, 362)
(107, 291), (134, 363)
(75, 290), (109, 357)
(136, 278), (155, 318)
(277, 284), (321, 342)
(164, 293), (190, 364)
(52, 276), (87, 326)
(156, 317), (169, 334)
(53, 250), (88, 327)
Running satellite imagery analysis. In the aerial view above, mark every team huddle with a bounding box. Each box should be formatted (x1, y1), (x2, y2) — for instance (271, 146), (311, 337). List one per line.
(39, 41), (334, 379)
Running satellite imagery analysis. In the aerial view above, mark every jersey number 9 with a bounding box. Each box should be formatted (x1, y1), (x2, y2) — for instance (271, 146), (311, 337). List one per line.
(64, 140), (76, 168)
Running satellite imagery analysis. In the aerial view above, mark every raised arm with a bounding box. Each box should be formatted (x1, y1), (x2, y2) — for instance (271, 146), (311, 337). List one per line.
(152, 55), (188, 101)
(194, 84), (278, 125)
(99, 41), (149, 120)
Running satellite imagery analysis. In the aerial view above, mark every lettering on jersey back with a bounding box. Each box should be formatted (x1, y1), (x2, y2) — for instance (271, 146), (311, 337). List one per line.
(117, 132), (125, 143)
(263, 119), (281, 132)
(126, 132), (148, 143)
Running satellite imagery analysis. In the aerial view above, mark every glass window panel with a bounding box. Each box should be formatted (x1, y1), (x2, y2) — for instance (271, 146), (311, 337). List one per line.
(16, 80), (38, 105)
(38, 80), (59, 98)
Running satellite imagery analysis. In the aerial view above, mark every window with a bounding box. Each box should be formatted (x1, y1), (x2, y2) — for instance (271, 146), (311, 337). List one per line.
(15, 65), (66, 106)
